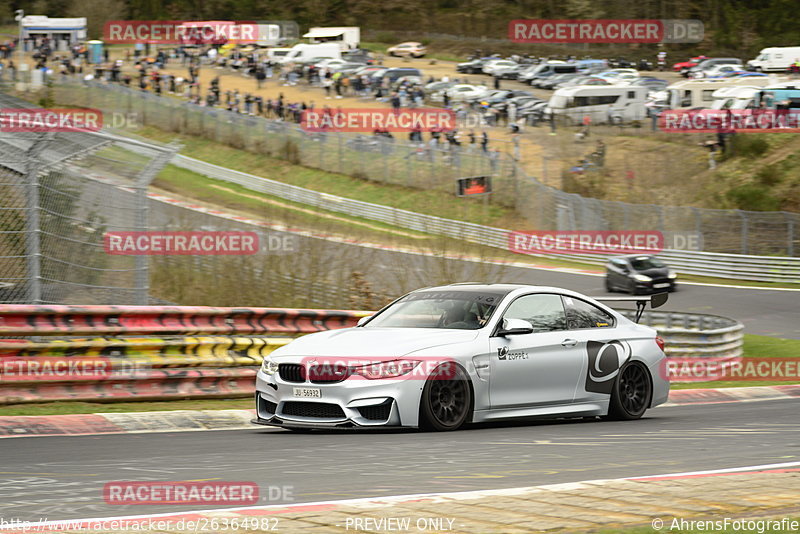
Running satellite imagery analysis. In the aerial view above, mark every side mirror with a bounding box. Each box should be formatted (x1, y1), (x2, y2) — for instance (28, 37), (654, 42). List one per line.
(356, 316), (372, 327)
(497, 318), (534, 337)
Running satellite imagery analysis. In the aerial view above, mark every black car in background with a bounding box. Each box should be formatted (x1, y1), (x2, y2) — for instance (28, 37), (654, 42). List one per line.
(457, 58), (490, 74)
(605, 255), (677, 294)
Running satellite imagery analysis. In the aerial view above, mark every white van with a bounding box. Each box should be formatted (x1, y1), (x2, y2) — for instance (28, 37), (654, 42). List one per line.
(747, 47), (800, 72)
(666, 77), (779, 109)
(548, 85), (649, 123)
(279, 43), (342, 64)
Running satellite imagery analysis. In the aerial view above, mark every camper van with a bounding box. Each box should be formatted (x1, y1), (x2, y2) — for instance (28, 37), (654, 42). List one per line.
(710, 86), (762, 110)
(302, 27), (360, 50)
(666, 77), (779, 109)
(747, 47), (800, 72)
(279, 43), (342, 64)
(548, 85), (649, 123)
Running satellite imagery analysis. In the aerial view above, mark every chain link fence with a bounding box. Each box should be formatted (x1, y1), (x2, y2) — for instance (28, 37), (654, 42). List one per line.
(41, 78), (800, 257)
(0, 93), (178, 304)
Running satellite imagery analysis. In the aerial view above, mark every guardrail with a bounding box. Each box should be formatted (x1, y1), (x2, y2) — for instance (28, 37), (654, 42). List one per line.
(0, 305), (742, 402)
(0, 305), (366, 404)
(619, 310), (744, 361)
(169, 153), (800, 284)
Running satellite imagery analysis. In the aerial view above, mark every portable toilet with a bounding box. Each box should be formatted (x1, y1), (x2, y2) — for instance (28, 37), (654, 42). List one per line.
(88, 40), (104, 64)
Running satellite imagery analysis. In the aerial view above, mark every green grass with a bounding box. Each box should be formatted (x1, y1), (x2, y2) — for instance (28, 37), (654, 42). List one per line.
(0, 398), (252, 417)
(670, 334), (800, 389)
(134, 126), (523, 230)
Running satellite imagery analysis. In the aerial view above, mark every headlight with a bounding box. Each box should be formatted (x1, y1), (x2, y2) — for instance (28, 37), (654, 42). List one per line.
(349, 359), (421, 380)
(668, 270), (678, 279)
(632, 274), (652, 283)
(261, 355), (279, 375)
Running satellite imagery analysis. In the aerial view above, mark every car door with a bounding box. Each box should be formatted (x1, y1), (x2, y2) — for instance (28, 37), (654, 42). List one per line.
(489, 293), (584, 408)
(561, 295), (628, 404)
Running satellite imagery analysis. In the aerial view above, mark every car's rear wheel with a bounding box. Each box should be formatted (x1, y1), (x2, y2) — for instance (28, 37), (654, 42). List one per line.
(607, 362), (651, 420)
(419, 364), (472, 431)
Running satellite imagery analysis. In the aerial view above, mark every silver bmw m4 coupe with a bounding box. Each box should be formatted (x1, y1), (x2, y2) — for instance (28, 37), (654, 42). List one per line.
(253, 283), (669, 431)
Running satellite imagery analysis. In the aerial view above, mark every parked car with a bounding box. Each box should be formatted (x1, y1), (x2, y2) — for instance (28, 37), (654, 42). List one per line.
(630, 77), (669, 92)
(482, 59), (519, 76)
(387, 42), (427, 58)
(685, 58), (741, 78)
(456, 58), (489, 74)
(443, 84), (490, 102)
(691, 63), (745, 79)
(341, 48), (374, 64)
(540, 73), (582, 90)
(605, 255), (677, 294)
(673, 56), (708, 73)
(374, 67), (423, 84)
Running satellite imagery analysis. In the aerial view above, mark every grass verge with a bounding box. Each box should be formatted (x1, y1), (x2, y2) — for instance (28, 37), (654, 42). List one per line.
(0, 398), (253, 417)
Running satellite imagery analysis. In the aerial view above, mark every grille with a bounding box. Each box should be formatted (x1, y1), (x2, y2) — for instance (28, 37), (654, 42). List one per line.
(281, 402), (345, 419)
(309, 364), (349, 384)
(357, 401), (392, 421)
(259, 397), (277, 415)
(278, 363), (306, 383)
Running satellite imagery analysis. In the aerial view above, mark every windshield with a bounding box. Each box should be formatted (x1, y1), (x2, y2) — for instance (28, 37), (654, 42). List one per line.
(365, 290), (505, 329)
(630, 256), (667, 270)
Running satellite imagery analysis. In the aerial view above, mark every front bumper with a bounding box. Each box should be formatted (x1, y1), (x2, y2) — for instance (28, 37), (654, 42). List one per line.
(633, 279), (676, 293)
(253, 369), (424, 429)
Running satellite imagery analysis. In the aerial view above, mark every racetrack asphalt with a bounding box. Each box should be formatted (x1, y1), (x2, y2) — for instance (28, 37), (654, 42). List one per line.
(1, 398), (798, 522)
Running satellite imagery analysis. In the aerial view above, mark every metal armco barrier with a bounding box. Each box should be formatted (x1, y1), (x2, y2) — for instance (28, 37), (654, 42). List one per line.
(619, 310), (744, 360)
(0, 305), (367, 404)
(0, 305), (369, 337)
(0, 336), (293, 367)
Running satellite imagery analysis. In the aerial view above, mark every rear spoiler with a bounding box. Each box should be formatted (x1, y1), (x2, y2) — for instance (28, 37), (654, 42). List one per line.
(594, 292), (669, 323)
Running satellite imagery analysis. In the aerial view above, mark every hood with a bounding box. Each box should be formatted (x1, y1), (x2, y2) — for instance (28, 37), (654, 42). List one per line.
(635, 266), (670, 277)
(273, 328), (480, 359)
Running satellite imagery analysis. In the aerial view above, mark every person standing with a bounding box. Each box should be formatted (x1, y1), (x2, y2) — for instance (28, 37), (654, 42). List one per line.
(480, 131), (488, 153)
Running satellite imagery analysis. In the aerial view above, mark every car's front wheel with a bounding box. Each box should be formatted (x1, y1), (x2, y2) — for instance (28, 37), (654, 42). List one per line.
(606, 362), (651, 420)
(419, 364), (472, 431)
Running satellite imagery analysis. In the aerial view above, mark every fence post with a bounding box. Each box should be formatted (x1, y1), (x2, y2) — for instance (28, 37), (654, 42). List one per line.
(738, 210), (749, 254)
(24, 135), (53, 304)
(786, 212), (795, 257)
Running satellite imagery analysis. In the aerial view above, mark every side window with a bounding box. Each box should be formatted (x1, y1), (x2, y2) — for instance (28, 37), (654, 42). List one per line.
(563, 297), (615, 330)
(501, 294), (567, 333)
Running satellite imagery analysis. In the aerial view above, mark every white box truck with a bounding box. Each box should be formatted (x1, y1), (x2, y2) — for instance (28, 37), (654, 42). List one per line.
(747, 47), (800, 72)
(303, 27), (360, 50)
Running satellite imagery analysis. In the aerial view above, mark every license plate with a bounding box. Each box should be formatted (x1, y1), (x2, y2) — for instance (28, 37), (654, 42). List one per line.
(654, 283), (670, 288)
(293, 387), (321, 398)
